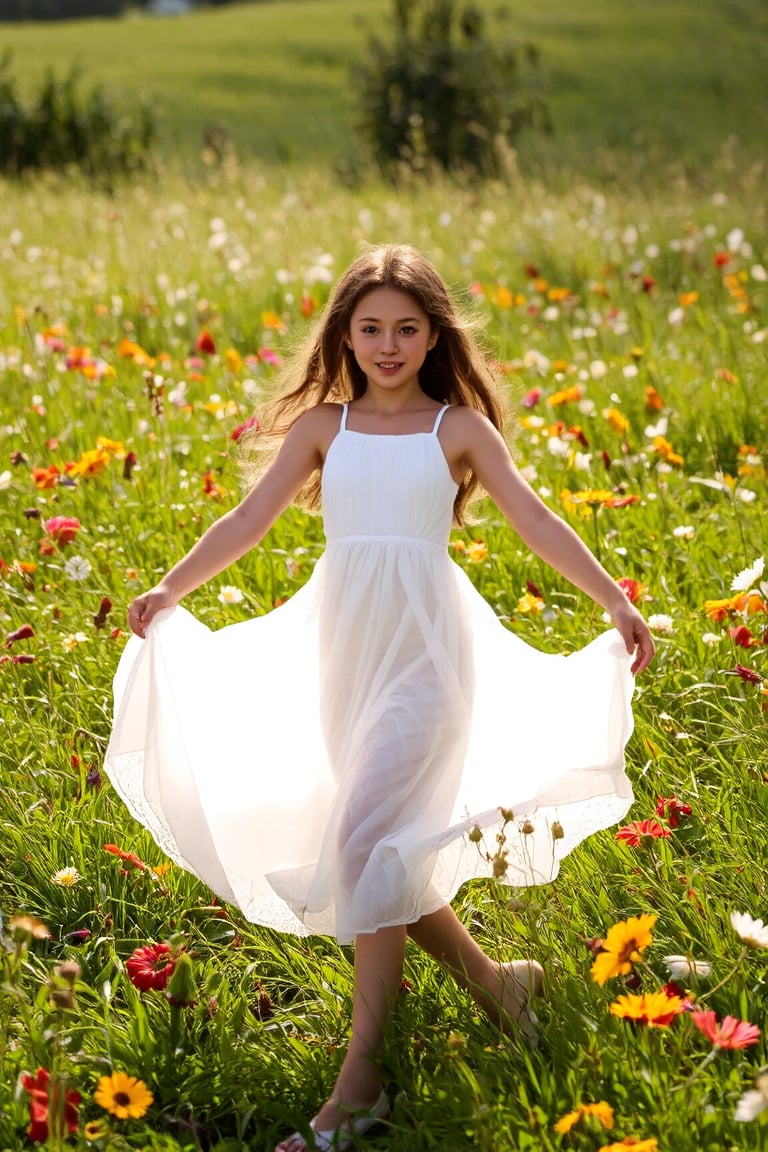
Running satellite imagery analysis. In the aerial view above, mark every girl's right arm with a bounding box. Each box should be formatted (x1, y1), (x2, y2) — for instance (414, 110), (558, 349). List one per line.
(128, 409), (325, 637)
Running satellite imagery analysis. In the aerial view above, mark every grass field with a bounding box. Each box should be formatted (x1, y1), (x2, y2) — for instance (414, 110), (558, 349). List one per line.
(1, 0), (767, 175)
(1, 2), (767, 1149)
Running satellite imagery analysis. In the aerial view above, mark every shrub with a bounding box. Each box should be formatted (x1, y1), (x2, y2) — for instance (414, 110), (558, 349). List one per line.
(0, 52), (156, 181)
(354, 0), (551, 178)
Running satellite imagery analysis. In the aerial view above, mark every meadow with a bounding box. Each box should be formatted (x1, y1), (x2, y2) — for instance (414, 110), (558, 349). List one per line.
(1, 1), (768, 1150)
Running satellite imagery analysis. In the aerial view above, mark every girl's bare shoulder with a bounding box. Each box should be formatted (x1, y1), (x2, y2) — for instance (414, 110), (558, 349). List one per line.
(294, 402), (345, 456)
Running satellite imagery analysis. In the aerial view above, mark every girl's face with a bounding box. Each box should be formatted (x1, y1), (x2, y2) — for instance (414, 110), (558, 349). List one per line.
(346, 287), (436, 396)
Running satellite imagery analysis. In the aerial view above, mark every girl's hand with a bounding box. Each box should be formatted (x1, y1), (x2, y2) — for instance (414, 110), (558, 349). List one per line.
(127, 586), (177, 638)
(609, 601), (655, 675)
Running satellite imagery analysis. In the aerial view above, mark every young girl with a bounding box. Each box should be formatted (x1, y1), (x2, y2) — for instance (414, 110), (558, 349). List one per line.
(105, 244), (654, 1152)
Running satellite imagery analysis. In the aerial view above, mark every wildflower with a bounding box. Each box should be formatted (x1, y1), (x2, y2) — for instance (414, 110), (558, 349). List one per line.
(9, 915), (50, 942)
(32, 464), (60, 489)
(615, 819), (671, 847)
(663, 955), (712, 981)
(231, 414), (260, 441)
(604, 408), (630, 435)
(590, 913), (656, 985)
(6, 623), (35, 645)
(730, 625), (754, 648)
(94, 1071), (154, 1119)
(610, 989), (684, 1027)
(68, 448), (111, 479)
(655, 796), (692, 827)
(645, 385), (664, 409)
(516, 592), (544, 614)
(730, 910), (768, 948)
(84, 1119), (110, 1141)
(549, 384), (583, 406)
(93, 597), (112, 630)
(522, 387), (542, 409)
(467, 541), (488, 563)
(21, 1068), (80, 1142)
(691, 1010), (760, 1049)
(647, 614), (674, 633)
(672, 525), (695, 539)
(600, 1139), (658, 1152)
(731, 556), (765, 592)
(63, 632), (89, 651)
(195, 329), (216, 354)
(731, 664), (763, 684)
(43, 516), (80, 547)
(735, 1074), (768, 1122)
(63, 556), (92, 581)
(126, 942), (176, 991)
(218, 585), (244, 605)
(103, 842), (147, 871)
(165, 950), (197, 1007)
(617, 577), (646, 603)
(52, 867), (81, 887)
(555, 1101), (615, 1134)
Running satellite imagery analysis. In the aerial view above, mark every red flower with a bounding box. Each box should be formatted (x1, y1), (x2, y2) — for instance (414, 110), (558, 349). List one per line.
(617, 577), (644, 603)
(615, 819), (671, 847)
(656, 796), (693, 828)
(21, 1068), (80, 1142)
(730, 625), (754, 648)
(103, 842), (146, 871)
(126, 942), (176, 991)
(6, 623), (35, 646)
(713, 251), (730, 267)
(195, 329), (216, 355)
(691, 1010), (760, 1049)
(93, 597), (112, 630)
(44, 516), (80, 546)
(732, 663), (763, 684)
(0, 652), (36, 665)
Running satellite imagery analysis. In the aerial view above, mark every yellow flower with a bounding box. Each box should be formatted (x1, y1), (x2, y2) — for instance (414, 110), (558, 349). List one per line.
(94, 1071), (154, 1120)
(260, 310), (285, 330)
(68, 448), (111, 478)
(84, 1119), (110, 1142)
(610, 990), (684, 1026)
(603, 407), (631, 435)
(548, 384), (583, 407)
(52, 867), (82, 887)
(466, 541), (488, 563)
(590, 914), (656, 985)
(600, 1139), (658, 1152)
(96, 436), (126, 457)
(516, 593), (544, 614)
(555, 1101), (615, 1134)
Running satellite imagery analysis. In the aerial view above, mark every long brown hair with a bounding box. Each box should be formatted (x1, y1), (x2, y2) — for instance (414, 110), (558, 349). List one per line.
(239, 244), (506, 524)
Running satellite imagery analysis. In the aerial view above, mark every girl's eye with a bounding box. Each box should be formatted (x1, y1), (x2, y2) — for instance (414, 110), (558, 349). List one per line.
(400, 326), (417, 335)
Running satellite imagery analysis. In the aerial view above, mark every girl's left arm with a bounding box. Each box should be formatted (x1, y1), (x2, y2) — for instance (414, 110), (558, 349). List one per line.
(461, 412), (655, 674)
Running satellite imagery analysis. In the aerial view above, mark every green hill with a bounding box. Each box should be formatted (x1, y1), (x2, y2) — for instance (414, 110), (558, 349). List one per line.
(2, 0), (767, 176)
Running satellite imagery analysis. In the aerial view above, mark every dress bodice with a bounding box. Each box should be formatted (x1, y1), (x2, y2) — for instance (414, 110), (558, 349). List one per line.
(321, 406), (458, 547)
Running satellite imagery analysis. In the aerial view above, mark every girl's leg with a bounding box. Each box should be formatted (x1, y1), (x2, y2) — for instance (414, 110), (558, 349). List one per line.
(276, 925), (405, 1151)
(407, 905), (543, 1029)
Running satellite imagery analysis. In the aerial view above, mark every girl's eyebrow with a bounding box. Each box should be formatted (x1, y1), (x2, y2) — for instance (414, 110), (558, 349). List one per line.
(355, 315), (422, 323)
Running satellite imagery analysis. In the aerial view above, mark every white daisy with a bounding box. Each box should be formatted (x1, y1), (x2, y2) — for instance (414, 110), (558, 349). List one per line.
(735, 1075), (768, 1123)
(218, 586), (244, 605)
(730, 910), (768, 949)
(648, 614), (674, 633)
(663, 954), (712, 981)
(52, 867), (81, 887)
(672, 525), (695, 540)
(63, 556), (92, 581)
(730, 556), (764, 592)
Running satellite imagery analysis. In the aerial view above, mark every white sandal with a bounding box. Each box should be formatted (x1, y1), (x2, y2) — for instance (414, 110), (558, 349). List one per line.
(275, 1089), (391, 1152)
(500, 959), (544, 1047)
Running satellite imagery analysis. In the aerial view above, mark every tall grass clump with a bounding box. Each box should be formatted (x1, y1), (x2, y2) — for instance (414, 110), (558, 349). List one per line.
(0, 52), (156, 181)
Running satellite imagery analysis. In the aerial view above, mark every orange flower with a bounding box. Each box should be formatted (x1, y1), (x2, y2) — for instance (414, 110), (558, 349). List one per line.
(117, 338), (155, 367)
(604, 408), (630, 435)
(678, 291), (699, 307)
(644, 385), (664, 411)
(32, 464), (60, 489)
(610, 989), (684, 1027)
(260, 310), (285, 331)
(68, 448), (111, 479)
(548, 384), (583, 407)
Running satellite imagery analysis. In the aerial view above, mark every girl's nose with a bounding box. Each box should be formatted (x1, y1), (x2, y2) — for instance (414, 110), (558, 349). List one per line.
(380, 331), (399, 352)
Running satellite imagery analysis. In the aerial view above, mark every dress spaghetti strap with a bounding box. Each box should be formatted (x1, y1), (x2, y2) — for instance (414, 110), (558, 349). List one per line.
(432, 405), (449, 435)
(340, 402), (349, 431)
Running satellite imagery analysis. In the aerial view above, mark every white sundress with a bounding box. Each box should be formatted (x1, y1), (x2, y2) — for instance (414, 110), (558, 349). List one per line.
(104, 402), (635, 943)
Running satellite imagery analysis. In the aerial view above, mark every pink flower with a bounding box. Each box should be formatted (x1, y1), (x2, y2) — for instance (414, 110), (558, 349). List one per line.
(691, 1010), (760, 1049)
(522, 387), (542, 409)
(615, 819), (672, 847)
(44, 516), (80, 546)
(231, 415), (260, 442)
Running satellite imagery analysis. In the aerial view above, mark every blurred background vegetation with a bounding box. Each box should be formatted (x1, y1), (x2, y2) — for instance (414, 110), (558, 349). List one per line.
(0, 0), (765, 182)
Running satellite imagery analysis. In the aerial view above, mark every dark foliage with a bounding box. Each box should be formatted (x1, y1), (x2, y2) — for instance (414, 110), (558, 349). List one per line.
(355, 0), (551, 178)
(0, 53), (156, 181)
